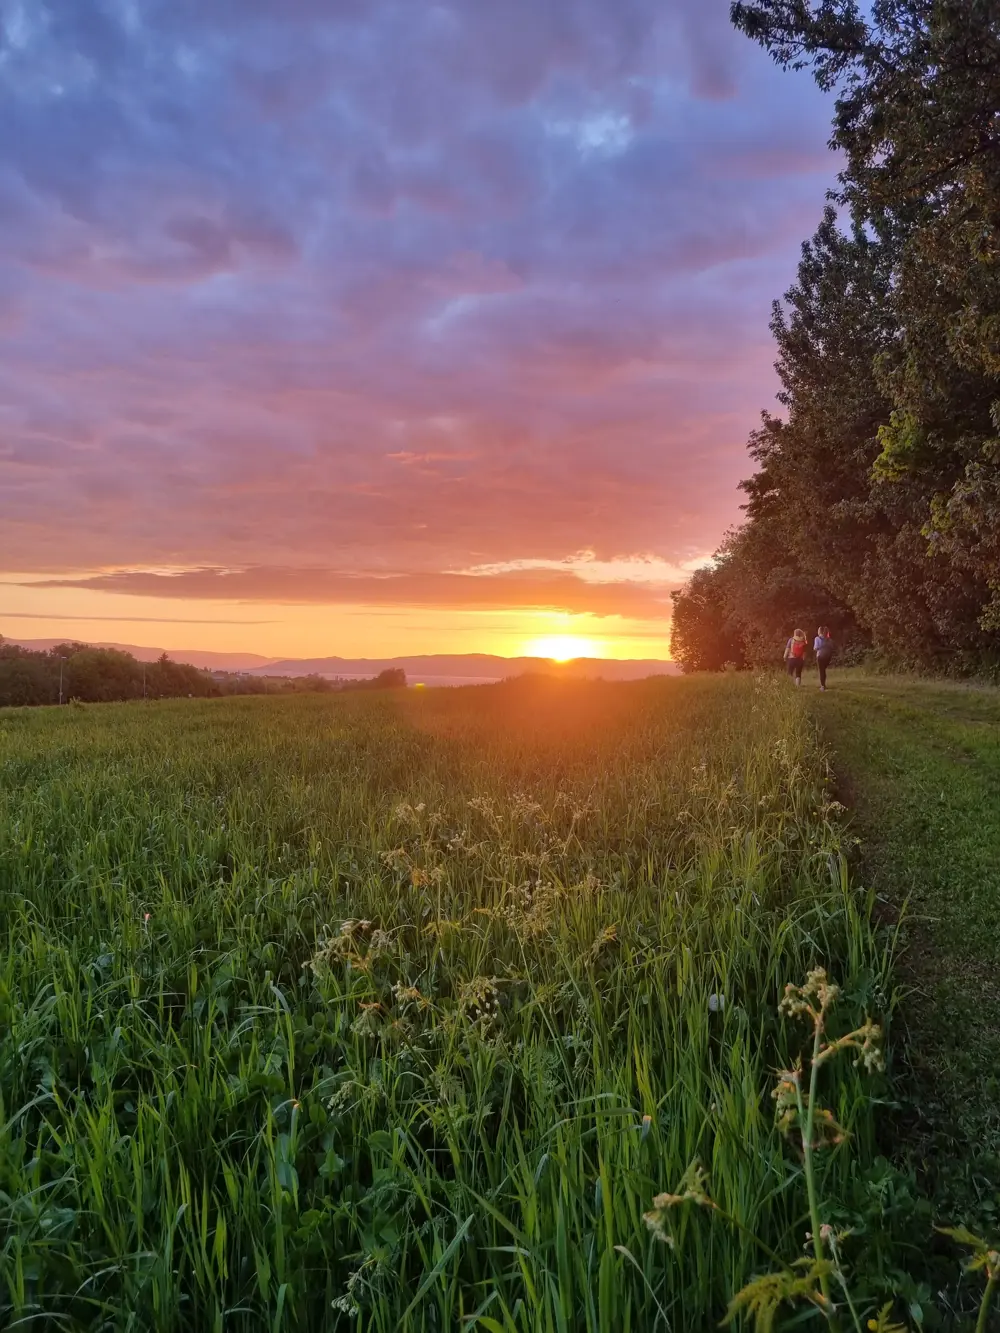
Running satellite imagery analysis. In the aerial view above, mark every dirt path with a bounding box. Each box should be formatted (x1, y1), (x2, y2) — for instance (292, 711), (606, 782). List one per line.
(812, 673), (1000, 1239)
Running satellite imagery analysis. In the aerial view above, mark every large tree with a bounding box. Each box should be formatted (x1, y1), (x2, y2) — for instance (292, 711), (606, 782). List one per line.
(669, 565), (747, 673)
(728, 0), (1000, 662)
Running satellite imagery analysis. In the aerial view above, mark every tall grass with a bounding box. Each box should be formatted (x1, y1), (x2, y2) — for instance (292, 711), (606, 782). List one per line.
(0, 674), (889, 1330)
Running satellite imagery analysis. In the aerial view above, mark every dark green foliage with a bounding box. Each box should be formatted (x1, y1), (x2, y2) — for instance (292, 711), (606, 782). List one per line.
(669, 565), (746, 671)
(0, 640), (396, 710)
(341, 667), (407, 691)
(669, 531), (863, 673)
(718, 520), (865, 666)
(0, 641), (216, 707)
(676, 3), (1000, 673)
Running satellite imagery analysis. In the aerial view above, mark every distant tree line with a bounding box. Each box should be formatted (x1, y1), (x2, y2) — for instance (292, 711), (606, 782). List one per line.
(672, 2), (1000, 676)
(216, 667), (407, 696)
(0, 642), (215, 707)
(345, 667), (407, 691)
(0, 639), (406, 708)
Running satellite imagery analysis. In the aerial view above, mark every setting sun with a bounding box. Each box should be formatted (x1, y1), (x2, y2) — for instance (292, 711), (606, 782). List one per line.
(524, 634), (601, 662)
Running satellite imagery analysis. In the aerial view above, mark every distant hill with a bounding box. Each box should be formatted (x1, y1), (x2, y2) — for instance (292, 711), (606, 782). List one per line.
(6, 639), (677, 682)
(9, 639), (277, 671)
(250, 654), (680, 682)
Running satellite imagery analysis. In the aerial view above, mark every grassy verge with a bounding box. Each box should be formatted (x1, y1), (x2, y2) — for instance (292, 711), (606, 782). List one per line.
(0, 676), (890, 1330)
(811, 671), (1000, 1308)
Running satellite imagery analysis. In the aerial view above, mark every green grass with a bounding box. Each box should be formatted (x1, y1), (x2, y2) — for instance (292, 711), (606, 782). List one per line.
(812, 672), (1000, 1244)
(0, 676), (892, 1330)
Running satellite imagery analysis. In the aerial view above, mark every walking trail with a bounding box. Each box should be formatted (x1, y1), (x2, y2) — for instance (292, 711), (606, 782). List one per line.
(814, 673), (1000, 1232)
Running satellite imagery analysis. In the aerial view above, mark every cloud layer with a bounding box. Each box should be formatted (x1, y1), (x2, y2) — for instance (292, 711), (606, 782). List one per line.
(30, 565), (673, 618)
(0, 0), (834, 620)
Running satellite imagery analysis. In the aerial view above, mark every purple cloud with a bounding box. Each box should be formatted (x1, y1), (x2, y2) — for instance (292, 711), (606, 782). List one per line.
(0, 0), (836, 619)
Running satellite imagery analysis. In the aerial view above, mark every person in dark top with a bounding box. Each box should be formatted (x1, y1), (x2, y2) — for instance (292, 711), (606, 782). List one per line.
(814, 626), (833, 691)
(783, 629), (807, 685)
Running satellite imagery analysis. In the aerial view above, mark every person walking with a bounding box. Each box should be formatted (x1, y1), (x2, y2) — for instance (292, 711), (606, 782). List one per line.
(783, 629), (807, 685)
(814, 626), (834, 691)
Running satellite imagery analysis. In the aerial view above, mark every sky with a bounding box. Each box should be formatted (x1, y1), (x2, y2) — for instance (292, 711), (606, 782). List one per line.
(0, 0), (836, 661)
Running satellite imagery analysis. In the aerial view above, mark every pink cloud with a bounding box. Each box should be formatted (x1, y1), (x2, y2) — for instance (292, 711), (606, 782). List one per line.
(0, 0), (836, 603)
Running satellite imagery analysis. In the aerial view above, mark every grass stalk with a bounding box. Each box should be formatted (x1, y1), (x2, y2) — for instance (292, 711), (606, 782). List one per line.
(0, 676), (887, 1330)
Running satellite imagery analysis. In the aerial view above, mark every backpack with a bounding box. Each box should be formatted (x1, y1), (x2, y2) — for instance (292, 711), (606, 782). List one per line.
(790, 638), (806, 659)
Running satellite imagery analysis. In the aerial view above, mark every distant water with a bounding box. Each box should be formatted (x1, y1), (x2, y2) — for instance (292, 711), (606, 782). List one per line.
(319, 673), (502, 688)
(320, 672), (677, 688)
(409, 675), (502, 688)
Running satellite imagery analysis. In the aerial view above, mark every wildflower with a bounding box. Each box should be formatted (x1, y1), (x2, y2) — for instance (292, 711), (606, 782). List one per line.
(340, 918), (372, 939)
(708, 992), (725, 1013)
(394, 801), (425, 826)
(649, 1162), (714, 1211)
(936, 1226), (1000, 1282)
(779, 967), (840, 1021)
(588, 923), (618, 960)
(644, 1162), (716, 1244)
(350, 1002), (383, 1037)
(815, 1016), (885, 1073)
(772, 1070), (800, 1134)
(392, 982), (427, 1008)
(643, 1213), (675, 1248)
(458, 976), (500, 1024)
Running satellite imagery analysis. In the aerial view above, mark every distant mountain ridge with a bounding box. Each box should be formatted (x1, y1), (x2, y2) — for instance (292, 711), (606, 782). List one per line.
(8, 639), (276, 670)
(251, 654), (679, 681)
(7, 639), (677, 681)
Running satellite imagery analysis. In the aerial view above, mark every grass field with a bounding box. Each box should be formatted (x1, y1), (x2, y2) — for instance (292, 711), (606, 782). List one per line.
(814, 674), (1000, 1247)
(0, 675), (898, 1331)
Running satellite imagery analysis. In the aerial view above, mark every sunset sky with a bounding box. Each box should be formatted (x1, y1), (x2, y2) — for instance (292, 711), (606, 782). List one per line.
(1, 0), (835, 661)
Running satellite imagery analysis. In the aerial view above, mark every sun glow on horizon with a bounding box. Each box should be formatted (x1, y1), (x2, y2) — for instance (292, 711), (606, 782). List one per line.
(523, 634), (602, 662)
(2, 572), (673, 661)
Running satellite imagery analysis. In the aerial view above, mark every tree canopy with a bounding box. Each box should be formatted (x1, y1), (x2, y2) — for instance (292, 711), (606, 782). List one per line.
(0, 640), (402, 709)
(672, 2), (1000, 674)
